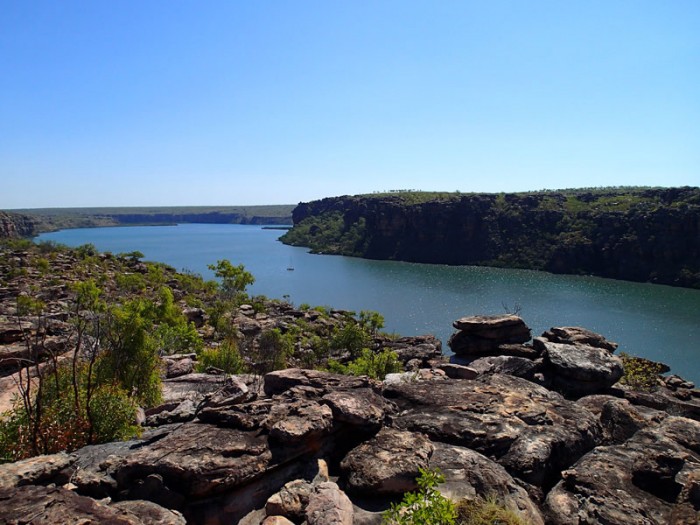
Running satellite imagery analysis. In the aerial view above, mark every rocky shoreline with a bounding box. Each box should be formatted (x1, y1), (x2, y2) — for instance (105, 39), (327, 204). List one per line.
(2, 312), (700, 524)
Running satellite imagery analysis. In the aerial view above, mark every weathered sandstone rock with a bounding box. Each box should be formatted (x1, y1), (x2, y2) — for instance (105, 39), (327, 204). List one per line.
(340, 428), (434, 495)
(545, 418), (700, 524)
(429, 442), (544, 525)
(384, 374), (601, 487)
(542, 326), (619, 352)
(0, 484), (181, 524)
(305, 481), (354, 525)
(0, 451), (76, 489)
(448, 315), (531, 356)
(541, 341), (624, 397)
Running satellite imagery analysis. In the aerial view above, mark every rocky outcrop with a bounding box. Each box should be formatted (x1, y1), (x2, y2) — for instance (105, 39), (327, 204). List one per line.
(3, 308), (700, 524)
(448, 314), (531, 357)
(281, 188), (700, 288)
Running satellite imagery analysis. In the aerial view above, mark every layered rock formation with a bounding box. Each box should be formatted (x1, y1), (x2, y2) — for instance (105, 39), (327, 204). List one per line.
(281, 187), (700, 288)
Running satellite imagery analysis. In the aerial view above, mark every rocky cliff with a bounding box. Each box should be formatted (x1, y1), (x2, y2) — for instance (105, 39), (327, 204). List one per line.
(0, 211), (37, 239)
(281, 187), (700, 289)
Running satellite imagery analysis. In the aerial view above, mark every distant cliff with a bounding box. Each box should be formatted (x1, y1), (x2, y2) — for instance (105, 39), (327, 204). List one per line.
(6, 205), (294, 234)
(0, 211), (37, 239)
(281, 188), (700, 289)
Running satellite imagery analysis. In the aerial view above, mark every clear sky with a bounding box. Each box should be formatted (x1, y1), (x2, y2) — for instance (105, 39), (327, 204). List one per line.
(1, 1), (698, 208)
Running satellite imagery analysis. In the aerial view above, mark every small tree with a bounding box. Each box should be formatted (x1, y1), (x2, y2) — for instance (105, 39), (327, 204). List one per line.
(208, 259), (255, 301)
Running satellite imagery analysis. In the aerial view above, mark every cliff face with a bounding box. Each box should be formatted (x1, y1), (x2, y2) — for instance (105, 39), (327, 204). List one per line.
(0, 212), (37, 239)
(282, 188), (700, 288)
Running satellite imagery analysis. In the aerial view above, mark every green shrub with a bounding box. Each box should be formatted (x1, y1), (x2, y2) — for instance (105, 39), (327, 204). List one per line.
(383, 468), (457, 525)
(330, 323), (371, 358)
(196, 339), (246, 374)
(618, 352), (665, 392)
(328, 348), (402, 380)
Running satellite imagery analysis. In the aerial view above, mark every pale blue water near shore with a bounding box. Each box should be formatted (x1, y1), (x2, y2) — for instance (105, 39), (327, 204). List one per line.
(38, 224), (700, 383)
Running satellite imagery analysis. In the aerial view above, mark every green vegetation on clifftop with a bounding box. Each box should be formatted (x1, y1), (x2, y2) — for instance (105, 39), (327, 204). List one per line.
(281, 187), (700, 289)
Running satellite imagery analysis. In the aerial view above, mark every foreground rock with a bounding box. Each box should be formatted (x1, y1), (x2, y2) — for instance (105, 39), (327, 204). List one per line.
(545, 417), (700, 524)
(0, 484), (185, 524)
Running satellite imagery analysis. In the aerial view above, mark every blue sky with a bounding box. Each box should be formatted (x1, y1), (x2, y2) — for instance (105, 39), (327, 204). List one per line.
(1, 1), (698, 208)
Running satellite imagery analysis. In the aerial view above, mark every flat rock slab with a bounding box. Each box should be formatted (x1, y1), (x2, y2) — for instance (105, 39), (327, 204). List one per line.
(264, 369), (374, 397)
(452, 314), (526, 333)
(0, 485), (183, 524)
(542, 326), (618, 352)
(340, 427), (434, 495)
(384, 374), (601, 488)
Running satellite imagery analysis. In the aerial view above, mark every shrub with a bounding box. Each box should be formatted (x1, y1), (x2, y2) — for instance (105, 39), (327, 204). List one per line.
(328, 348), (402, 380)
(330, 323), (371, 358)
(196, 340), (246, 374)
(618, 352), (665, 392)
(383, 468), (457, 525)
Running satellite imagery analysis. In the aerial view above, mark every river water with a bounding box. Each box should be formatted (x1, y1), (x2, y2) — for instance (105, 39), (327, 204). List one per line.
(37, 224), (700, 383)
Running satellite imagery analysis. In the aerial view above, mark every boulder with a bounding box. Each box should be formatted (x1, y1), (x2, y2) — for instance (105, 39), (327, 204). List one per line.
(305, 481), (354, 525)
(163, 355), (195, 378)
(161, 373), (230, 403)
(265, 479), (314, 521)
(340, 428), (434, 495)
(448, 315), (531, 357)
(436, 363), (478, 380)
(381, 335), (443, 367)
(110, 500), (187, 525)
(321, 388), (391, 429)
(541, 341), (624, 397)
(384, 374), (601, 488)
(430, 442), (544, 525)
(542, 326), (619, 352)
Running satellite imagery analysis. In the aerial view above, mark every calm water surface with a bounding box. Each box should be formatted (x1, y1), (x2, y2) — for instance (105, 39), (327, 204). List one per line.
(38, 224), (700, 383)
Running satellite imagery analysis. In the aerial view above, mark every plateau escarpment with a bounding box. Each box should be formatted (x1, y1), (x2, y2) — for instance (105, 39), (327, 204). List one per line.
(2, 205), (295, 236)
(281, 187), (700, 289)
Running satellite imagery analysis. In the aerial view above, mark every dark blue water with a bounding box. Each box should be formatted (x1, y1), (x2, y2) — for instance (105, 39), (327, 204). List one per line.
(38, 224), (700, 383)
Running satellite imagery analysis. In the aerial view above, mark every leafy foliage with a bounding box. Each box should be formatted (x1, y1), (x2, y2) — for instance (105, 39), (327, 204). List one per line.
(328, 348), (402, 380)
(208, 259), (255, 300)
(383, 468), (457, 525)
(196, 339), (246, 374)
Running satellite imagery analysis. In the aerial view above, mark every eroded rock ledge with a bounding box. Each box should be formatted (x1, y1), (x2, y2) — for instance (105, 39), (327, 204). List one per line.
(1, 315), (700, 524)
